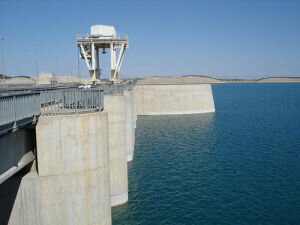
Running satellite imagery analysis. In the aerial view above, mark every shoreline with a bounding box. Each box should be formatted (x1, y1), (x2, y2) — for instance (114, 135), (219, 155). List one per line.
(136, 76), (300, 85)
(1, 75), (300, 86)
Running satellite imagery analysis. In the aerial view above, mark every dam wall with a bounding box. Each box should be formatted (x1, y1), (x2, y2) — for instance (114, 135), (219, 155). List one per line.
(5, 84), (215, 225)
(8, 112), (111, 225)
(134, 84), (215, 115)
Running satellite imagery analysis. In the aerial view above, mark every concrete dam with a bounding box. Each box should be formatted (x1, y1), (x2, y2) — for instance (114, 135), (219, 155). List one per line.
(0, 83), (215, 225)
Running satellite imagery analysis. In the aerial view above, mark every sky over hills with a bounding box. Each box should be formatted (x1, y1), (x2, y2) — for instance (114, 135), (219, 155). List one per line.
(0, 0), (299, 79)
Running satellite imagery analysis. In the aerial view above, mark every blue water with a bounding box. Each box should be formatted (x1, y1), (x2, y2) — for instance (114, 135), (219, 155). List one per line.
(112, 83), (300, 225)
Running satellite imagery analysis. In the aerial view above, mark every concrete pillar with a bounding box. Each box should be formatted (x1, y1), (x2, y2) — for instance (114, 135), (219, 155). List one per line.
(95, 48), (100, 79)
(8, 112), (111, 225)
(104, 94), (128, 207)
(124, 90), (135, 162)
(132, 87), (137, 129)
(91, 43), (97, 82)
(131, 89), (136, 158)
(110, 43), (116, 79)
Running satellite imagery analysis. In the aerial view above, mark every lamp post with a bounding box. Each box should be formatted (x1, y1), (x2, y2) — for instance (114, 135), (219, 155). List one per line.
(1, 37), (4, 85)
(69, 59), (73, 76)
(35, 48), (39, 76)
(55, 53), (60, 75)
(77, 46), (81, 81)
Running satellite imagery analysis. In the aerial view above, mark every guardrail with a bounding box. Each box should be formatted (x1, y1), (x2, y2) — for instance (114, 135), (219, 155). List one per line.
(0, 88), (104, 133)
(0, 82), (136, 133)
(102, 84), (124, 95)
(41, 88), (103, 115)
(101, 82), (134, 93)
(0, 92), (40, 128)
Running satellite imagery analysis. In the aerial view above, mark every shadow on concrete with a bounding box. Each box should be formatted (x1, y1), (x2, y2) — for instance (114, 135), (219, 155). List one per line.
(0, 163), (32, 225)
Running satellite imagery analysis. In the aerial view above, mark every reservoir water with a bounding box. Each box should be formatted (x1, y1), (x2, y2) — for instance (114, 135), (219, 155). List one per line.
(112, 83), (300, 225)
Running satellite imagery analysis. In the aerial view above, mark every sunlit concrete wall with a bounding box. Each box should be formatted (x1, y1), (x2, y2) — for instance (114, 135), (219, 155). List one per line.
(104, 94), (128, 207)
(8, 112), (111, 225)
(124, 90), (136, 161)
(134, 84), (215, 115)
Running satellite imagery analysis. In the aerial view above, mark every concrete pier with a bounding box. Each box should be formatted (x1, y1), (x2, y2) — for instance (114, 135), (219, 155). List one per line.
(104, 94), (128, 207)
(124, 90), (136, 161)
(8, 112), (111, 225)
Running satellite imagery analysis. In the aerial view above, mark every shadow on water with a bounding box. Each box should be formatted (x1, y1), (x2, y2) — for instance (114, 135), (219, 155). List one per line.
(0, 163), (32, 225)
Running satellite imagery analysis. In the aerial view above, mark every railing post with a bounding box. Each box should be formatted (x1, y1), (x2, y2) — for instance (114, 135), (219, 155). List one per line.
(99, 89), (101, 110)
(101, 89), (104, 111)
(13, 95), (17, 129)
(85, 90), (87, 110)
(74, 90), (77, 114)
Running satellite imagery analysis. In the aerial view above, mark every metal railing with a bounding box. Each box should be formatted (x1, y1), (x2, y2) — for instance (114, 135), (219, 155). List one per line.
(0, 82), (136, 132)
(0, 84), (81, 100)
(41, 88), (103, 115)
(102, 84), (124, 95)
(124, 82), (135, 91)
(0, 92), (40, 128)
(0, 88), (104, 132)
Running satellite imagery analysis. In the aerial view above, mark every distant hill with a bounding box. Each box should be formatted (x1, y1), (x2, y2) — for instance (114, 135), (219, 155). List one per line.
(1, 76), (36, 85)
(0, 74), (12, 79)
(0, 74), (33, 79)
(137, 75), (221, 84)
(256, 77), (300, 83)
(137, 75), (300, 84)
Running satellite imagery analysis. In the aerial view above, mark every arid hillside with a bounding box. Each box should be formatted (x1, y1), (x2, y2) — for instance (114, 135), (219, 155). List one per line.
(136, 75), (300, 84)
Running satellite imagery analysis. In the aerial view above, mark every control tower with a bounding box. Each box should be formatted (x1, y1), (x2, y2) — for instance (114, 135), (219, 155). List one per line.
(76, 25), (129, 83)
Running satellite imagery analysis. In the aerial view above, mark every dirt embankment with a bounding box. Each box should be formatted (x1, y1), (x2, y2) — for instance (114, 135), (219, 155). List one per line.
(136, 76), (222, 84)
(136, 76), (300, 84)
(256, 77), (300, 83)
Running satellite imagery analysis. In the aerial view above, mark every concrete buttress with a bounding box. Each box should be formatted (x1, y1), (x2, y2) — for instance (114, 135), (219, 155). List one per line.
(104, 94), (128, 207)
(8, 112), (111, 225)
(124, 90), (136, 161)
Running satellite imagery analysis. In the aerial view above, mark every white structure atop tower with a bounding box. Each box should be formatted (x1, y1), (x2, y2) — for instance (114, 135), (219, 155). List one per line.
(90, 25), (116, 37)
(76, 25), (129, 83)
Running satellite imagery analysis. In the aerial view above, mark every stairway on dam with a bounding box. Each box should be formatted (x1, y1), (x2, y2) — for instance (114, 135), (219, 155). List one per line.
(1, 83), (215, 225)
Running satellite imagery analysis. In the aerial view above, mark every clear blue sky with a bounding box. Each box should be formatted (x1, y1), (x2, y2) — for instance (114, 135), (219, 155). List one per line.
(0, 0), (299, 79)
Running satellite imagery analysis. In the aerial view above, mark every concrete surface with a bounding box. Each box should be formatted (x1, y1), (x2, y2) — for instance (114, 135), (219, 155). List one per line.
(104, 94), (128, 207)
(36, 112), (109, 177)
(124, 90), (136, 161)
(36, 72), (57, 85)
(8, 168), (111, 225)
(8, 112), (111, 225)
(134, 84), (215, 115)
